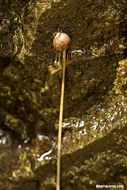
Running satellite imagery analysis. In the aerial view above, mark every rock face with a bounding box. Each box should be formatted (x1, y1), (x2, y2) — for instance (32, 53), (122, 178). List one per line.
(0, 0), (127, 190)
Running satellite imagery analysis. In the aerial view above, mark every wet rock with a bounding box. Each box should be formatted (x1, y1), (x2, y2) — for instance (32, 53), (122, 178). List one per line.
(0, 18), (10, 34)
(34, 125), (127, 190)
(0, 10), (13, 57)
(0, 0), (127, 190)
(3, 65), (21, 82)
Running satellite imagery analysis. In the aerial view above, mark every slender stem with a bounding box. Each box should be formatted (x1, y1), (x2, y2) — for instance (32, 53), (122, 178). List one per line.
(56, 50), (66, 190)
(58, 51), (61, 64)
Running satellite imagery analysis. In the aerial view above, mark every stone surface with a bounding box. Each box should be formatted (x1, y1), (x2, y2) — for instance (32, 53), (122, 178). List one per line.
(0, 0), (127, 190)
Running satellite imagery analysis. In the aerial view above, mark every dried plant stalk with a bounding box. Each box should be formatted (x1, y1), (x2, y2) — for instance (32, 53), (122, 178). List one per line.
(56, 50), (66, 190)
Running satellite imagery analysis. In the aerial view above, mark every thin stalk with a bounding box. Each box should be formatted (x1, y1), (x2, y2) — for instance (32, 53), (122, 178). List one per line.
(56, 50), (66, 190)
(58, 51), (61, 64)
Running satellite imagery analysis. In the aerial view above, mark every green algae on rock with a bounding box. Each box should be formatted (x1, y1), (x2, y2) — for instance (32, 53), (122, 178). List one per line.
(0, 0), (127, 190)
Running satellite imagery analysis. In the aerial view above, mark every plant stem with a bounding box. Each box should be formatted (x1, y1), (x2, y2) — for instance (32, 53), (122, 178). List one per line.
(56, 50), (66, 190)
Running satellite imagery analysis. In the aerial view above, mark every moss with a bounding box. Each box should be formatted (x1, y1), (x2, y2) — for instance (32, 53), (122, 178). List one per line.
(11, 151), (34, 179)
(113, 59), (127, 95)
(0, 0), (127, 189)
